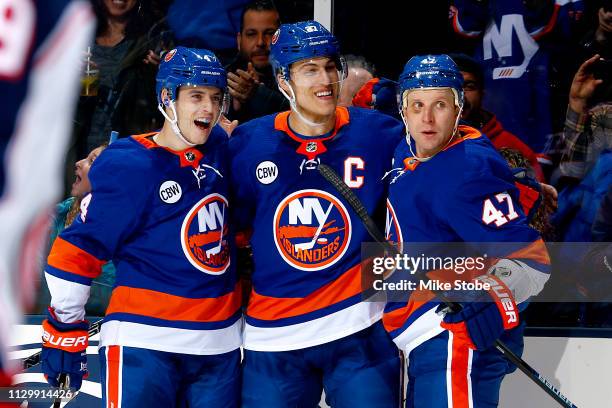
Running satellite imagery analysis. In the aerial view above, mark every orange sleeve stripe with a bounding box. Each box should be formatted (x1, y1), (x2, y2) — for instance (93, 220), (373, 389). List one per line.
(247, 263), (363, 321)
(106, 283), (242, 323)
(506, 238), (550, 265)
(47, 237), (105, 279)
(382, 293), (435, 333)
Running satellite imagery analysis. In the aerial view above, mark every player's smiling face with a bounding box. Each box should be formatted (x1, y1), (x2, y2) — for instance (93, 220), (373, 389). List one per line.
(285, 57), (340, 121)
(173, 85), (223, 145)
(403, 88), (459, 157)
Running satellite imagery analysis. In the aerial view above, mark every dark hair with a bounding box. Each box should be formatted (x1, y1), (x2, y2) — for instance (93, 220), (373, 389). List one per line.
(239, 0), (280, 33)
(343, 54), (376, 76)
(92, 0), (156, 39)
(448, 53), (484, 89)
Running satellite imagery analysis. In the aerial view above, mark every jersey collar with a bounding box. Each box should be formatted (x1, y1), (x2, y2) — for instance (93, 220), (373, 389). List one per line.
(133, 133), (204, 169)
(274, 107), (350, 160)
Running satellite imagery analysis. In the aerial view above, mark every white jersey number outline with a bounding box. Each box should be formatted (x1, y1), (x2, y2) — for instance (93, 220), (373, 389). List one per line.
(482, 192), (519, 227)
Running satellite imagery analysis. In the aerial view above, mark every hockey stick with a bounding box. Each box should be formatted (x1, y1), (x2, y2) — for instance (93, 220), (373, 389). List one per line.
(206, 205), (225, 257)
(52, 374), (68, 408)
(295, 202), (333, 251)
(22, 319), (103, 370)
(317, 163), (578, 408)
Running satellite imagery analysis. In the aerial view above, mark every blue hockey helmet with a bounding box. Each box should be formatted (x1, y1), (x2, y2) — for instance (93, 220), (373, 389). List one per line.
(270, 20), (346, 81)
(156, 47), (227, 104)
(398, 54), (464, 110)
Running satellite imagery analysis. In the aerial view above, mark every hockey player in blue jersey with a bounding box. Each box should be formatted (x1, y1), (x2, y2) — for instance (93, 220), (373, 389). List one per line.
(382, 55), (551, 407)
(0, 0), (95, 388)
(229, 21), (403, 407)
(41, 47), (242, 407)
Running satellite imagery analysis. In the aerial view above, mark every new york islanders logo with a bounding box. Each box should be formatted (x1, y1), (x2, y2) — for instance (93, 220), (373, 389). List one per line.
(385, 199), (403, 253)
(181, 193), (230, 275)
(274, 189), (351, 271)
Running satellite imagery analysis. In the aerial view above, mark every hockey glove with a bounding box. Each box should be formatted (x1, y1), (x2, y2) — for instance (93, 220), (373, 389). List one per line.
(41, 308), (89, 390)
(439, 275), (519, 350)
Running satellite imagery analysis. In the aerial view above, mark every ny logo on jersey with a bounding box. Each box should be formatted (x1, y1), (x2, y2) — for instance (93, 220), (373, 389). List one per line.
(483, 14), (539, 80)
(181, 193), (230, 275)
(274, 189), (351, 271)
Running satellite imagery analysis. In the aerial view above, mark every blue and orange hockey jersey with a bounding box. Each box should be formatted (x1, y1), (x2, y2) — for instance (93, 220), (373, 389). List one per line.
(383, 125), (550, 354)
(229, 106), (404, 351)
(45, 128), (242, 355)
(0, 0), (94, 372)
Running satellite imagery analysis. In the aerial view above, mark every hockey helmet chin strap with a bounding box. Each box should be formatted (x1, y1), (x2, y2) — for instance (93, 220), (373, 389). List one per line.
(157, 97), (224, 147)
(400, 88), (463, 163)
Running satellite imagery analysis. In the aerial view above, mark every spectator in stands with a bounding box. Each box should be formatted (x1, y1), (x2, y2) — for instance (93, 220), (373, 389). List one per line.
(37, 144), (115, 317)
(559, 54), (611, 181)
(499, 148), (556, 241)
(450, 53), (546, 181)
(73, 0), (168, 158)
(551, 54), (611, 305)
(450, 0), (584, 153)
(338, 55), (375, 106)
(593, 183), (612, 241)
(225, 0), (288, 123)
(166, 0), (248, 64)
(577, 1), (612, 113)
(579, 1), (612, 64)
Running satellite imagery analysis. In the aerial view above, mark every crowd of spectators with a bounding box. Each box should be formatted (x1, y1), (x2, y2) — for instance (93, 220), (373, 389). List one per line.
(44, 0), (612, 328)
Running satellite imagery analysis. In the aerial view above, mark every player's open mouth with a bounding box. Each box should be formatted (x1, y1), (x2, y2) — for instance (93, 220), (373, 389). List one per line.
(194, 118), (211, 130)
